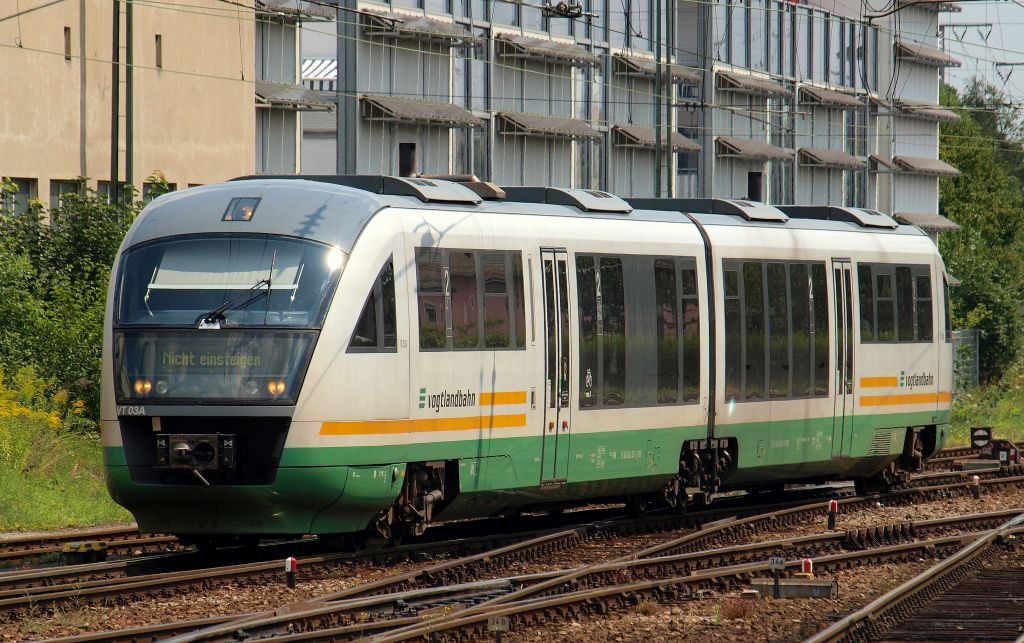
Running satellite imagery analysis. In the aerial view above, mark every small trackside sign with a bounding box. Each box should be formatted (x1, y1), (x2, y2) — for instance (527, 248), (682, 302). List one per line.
(487, 616), (510, 633)
(768, 556), (786, 571)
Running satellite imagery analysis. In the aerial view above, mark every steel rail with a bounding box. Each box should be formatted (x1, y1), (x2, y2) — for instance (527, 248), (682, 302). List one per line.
(804, 511), (1024, 642)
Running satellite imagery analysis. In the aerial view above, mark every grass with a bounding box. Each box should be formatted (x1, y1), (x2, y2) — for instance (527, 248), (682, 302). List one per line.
(949, 361), (1024, 446)
(0, 367), (131, 532)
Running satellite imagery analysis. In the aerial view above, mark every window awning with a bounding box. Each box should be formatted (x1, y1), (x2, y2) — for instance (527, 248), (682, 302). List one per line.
(256, 82), (334, 111)
(497, 112), (601, 139)
(717, 72), (793, 98)
(613, 125), (700, 152)
(798, 147), (866, 170)
(896, 40), (961, 67)
(360, 96), (484, 127)
(869, 153), (896, 172)
(894, 211), (961, 232)
(716, 136), (792, 161)
(893, 155), (961, 177)
(363, 11), (481, 45)
(256, 0), (333, 21)
(799, 85), (863, 109)
(893, 99), (960, 123)
(302, 112), (336, 134)
(613, 54), (700, 85)
(495, 34), (599, 67)
(302, 58), (337, 81)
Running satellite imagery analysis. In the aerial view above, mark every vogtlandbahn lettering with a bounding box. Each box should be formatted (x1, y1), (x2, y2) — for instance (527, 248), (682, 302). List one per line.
(427, 390), (477, 414)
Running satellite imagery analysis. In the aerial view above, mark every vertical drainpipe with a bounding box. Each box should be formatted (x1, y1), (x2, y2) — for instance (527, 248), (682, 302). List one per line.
(667, 0), (676, 197)
(79, 0), (88, 179)
(111, 0), (120, 192)
(126, 0), (133, 192)
(654, 0), (663, 197)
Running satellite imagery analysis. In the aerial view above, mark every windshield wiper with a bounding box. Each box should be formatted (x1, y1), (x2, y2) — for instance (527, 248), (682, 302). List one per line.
(196, 279), (270, 329)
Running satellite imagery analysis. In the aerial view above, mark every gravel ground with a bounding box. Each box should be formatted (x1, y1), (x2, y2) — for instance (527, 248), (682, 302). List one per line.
(4, 489), (1021, 642)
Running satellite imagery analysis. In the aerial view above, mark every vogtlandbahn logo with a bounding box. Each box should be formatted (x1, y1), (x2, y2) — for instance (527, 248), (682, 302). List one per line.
(418, 387), (478, 413)
(899, 370), (935, 388)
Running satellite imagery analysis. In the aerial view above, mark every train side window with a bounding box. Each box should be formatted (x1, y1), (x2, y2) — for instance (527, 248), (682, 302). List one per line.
(655, 259), (679, 404)
(349, 257), (397, 352)
(875, 269), (895, 341)
(743, 261), (766, 401)
(512, 253), (527, 348)
(723, 262), (742, 402)
(483, 253), (510, 348)
(681, 261), (700, 403)
(767, 262), (790, 399)
(896, 266), (914, 342)
(790, 263), (812, 397)
(914, 267), (933, 341)
(416, 249), (447, 349)
(600, 257), (626, 406)
(943, 278), (952, 343)
(857, 264), (874, 342)
(576, 256), (599, 407)
(811, 263), (829, 396)
(450, 251), (479, 349)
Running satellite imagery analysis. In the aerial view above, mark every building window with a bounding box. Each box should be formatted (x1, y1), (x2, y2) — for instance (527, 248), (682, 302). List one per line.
(1, 177), (38, 216)
(155, 34), (163, 69)
(64, 27), (72, 61)
(97, 181), (130, 204)
(143, 181), (177, 204)
(49, 179), (82, 208)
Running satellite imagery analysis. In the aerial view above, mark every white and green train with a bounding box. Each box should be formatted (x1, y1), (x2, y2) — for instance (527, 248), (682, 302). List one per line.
(100, 176), (953, 542)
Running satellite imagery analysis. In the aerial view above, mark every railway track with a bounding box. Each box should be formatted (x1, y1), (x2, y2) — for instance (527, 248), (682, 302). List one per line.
(42, 473), (1024, 643)
(0, 526), (177, 567)
(805, 509), (1024, 642)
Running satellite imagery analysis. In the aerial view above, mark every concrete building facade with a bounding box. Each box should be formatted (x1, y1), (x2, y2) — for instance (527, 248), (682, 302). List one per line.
(1, 0), (332, 211)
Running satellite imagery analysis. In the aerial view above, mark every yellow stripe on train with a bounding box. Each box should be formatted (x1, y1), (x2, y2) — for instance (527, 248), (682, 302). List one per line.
(321, 414), (528, 435)
(859, 391), (952, 407)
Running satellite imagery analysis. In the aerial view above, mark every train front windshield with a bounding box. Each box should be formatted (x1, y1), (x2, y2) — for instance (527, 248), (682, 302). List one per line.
(113, 234), (343, 404)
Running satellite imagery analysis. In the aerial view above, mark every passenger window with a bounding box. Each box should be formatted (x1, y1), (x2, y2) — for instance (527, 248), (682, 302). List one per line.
(655, 259), (679, 404)
(724, 263), (742, 402)
(600, 257), (626, 406)
(875, 271), (895, 341)
(811, 263), (829, 396)
(483, 253), (509, 348)
(790, 263), (811, 397)
(915, 269), (933, 341)
(896, 267), (914, 342)
(416, 249), (447, 349)
(743, 262), (766, 400)
(349, 257), (397, 352)
(576, 256), (598, 407)
(857, 265), (874, 341)
(767, 263), (789, 399)
(415, 248), (525, 351)
(681, 262), (700, 403)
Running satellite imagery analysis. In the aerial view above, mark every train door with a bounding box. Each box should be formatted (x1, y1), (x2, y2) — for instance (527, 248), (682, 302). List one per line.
(831, 259), (855, 458)
(540, 249), (571, 486)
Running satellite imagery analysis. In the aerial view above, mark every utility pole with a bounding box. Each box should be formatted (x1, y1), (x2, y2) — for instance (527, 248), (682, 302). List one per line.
(126, 0), (134, 191)
(654, 0), (663, 197)
(666, 0), (675, 197)
(337, 0), (358, 174)
(110, 0), (120, 195)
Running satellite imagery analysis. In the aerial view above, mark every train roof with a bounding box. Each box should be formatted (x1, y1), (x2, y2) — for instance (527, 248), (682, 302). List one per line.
(124, 176), (930, 254)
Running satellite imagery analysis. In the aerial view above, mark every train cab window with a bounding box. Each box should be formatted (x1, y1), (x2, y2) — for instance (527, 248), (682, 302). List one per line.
(348, 257), (397, 352)
(415, 248), (526, 351)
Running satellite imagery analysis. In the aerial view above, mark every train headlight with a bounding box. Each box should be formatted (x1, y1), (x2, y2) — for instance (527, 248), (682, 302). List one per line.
(133, 379), (153, 396)
(155, 380), (169, 395)
(244, 380), (259, 395)
(267, 380), (286, 396)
